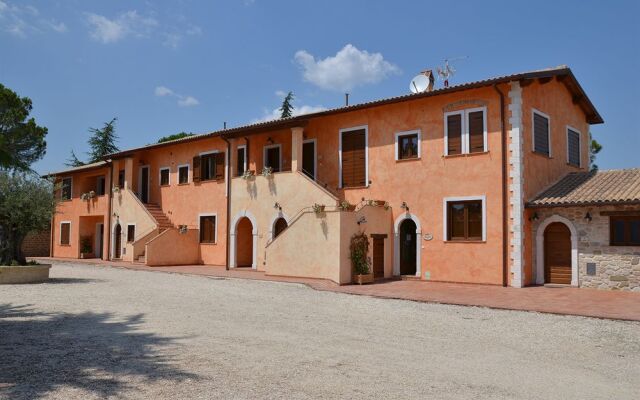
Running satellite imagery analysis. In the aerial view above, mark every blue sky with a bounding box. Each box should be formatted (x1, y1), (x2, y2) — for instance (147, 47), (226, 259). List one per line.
(1, 0), (638, 174)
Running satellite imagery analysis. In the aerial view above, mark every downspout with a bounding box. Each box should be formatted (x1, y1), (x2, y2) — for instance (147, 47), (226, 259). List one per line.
(493, 84), (509, 287)
(106, 161), (113, 261)
(221, 135), (231, 271)
(49, 183), (55, 258)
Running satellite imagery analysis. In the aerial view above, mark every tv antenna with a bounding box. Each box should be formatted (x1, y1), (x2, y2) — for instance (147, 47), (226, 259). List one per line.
(437, 56), (468, 87)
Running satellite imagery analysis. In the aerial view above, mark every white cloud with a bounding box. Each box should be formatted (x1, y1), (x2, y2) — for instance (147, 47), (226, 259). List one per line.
(155, 86), (199, 107)
(0, 2), (67, 37)
(274, 90), (287, 98)
(86, 10), (157, 44)
(294, 44), (400, 92)
(255, 103), (326, 123)
(48, 21), (67, 33)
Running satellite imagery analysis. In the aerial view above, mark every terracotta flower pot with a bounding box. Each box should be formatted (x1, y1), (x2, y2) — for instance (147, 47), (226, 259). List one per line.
(353, 273), (374, 285)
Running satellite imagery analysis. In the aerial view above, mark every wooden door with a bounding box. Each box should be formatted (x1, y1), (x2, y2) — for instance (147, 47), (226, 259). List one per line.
(114, 224), (122, 259)
(399, 219), (417, 275)
(140, 166), (149, 203)
(266, 147), (281, 172)
(372, 236), (385, 279)
(302, 141), (315, 179)
(544, 222), (571, 284)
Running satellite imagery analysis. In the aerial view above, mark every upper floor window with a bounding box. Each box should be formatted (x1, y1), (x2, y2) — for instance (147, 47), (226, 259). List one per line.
(61, 177), (72, 200)
(610, 216), (640, 246)
(178, 164), (189, 184)
(96, 176), (106, 195)
(444, 108), (486, 155)
(263, 144), (281, 173)
(237, 145), (247, 176)
(199, 214), (217, 244)
(567, 127), (581, 167)
(340, 126), (368, 188)
(445, 197), (485, 242)
(533, 109), (551, 156)
(118, 169), (125, 188)
(395, 130), (420, 160)
(60, 221), (71, 245)
(159, 167), (170, 186)
(193, 151), (224, 182)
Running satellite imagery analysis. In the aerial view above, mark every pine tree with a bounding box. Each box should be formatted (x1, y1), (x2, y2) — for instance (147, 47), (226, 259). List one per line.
(589, 132), (602, 171)
(65, 150), (85, 167)
(87, 118), (119, 163)
(279, 91), (295, 118)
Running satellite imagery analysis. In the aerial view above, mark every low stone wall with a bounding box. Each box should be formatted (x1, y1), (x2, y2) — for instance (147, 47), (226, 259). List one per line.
(531, 205), (640, 291)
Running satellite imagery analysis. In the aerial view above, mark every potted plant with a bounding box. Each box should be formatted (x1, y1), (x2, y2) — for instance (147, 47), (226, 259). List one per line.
(241, 170), (255, 180)
(350, 232), (373, 284)
(312, 203), (326, 214)
(112, 185), (120, 193)
(80, 236), (94, 259)
(339, 200), (356, 212)
(261, 166), (273, 178)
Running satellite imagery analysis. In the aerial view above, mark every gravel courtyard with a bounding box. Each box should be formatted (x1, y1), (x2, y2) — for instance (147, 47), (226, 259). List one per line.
(1, 263), (638, 399)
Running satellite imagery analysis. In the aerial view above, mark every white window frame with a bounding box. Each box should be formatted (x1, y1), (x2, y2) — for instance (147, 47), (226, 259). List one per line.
(338, 125), (369, 188)
(126, 223), (136, 243)
(442, 195), (487, 242)
(302, 138), (317, 180)
(198, 213), (218, 244)
(236, 145), (247, 176)
(263, 143), (282, 171)
(61, 177), (73, 200)
(159, 167), (170, 186)
(532, 108), (552, 157)
(443, 107), (487, 155)
(177, 163), (190, 184)
(566, 125), (582, 168)
(59, 221), (71, 245)
(394, 129), (421, 161)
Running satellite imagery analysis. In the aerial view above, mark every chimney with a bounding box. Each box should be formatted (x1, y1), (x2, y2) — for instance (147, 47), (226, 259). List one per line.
(421, 70), (435, 92)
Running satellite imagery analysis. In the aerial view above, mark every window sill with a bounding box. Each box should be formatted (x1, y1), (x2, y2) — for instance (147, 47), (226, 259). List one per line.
(444, 240), (486, 243)
(566, 162), (582, 169)
(395, 157), (421, 163)
(442, 151), (489, 159)
(197, 178), (224, 184)
(177, 182), (190, 186)
(160, 184), (170, 187)
(200, 242), (217, 245)
(531, 151), (552, 159)
(59, 244), (71, 247)
(340, 185), (369, 190)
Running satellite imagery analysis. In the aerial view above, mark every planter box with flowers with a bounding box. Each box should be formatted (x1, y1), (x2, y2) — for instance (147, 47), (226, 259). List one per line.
(339, 201), (356, 212)
(312, 203), (326, 214)
(261, 166), (273, 178)
(241, 170), (255, 180)
(350, 232), (373, 284)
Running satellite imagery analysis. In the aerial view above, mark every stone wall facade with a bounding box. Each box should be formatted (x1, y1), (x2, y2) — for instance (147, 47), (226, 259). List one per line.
(530, 205), (640, 291)
(21, 229), (51, 257)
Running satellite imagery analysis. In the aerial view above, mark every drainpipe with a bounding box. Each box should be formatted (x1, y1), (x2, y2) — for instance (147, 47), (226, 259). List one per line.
(221, 135), (232, 271)
(493, 84), (509, 287)
(106, 161), (113, 261)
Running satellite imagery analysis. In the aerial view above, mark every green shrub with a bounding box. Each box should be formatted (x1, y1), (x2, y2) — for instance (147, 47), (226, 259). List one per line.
(349, 232), (370, 275)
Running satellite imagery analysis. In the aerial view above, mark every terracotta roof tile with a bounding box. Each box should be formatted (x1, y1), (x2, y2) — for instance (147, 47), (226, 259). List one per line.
(528, 169), (640, 207)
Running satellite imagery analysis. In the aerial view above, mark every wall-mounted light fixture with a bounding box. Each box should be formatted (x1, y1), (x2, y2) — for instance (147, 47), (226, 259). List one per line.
(401, 201), (409, 211)
(267, 137), (274, 144)
(585, 212), (592, 222)
(529, 212), (539, 222)
(274, 202), (282, 211)
(357, 216), (367, 225)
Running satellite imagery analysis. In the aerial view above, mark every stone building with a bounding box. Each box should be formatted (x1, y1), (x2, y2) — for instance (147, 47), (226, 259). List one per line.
(528, 169), (640, 291)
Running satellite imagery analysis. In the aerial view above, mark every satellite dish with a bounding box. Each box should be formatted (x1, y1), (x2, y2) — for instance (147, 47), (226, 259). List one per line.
(410, 74), (430, 94)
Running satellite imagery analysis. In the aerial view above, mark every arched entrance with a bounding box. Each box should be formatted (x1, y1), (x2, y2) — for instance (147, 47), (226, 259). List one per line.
(113, 224), (122, 259)
(544, 222), (572, 284)
(273, 217), (288, 239)
(399, 219), (417, 275)
(236, 217), (254, 267)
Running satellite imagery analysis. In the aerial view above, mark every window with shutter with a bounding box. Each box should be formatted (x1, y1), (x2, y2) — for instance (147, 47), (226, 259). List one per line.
(159, 167), (170, 186)
(610, 216), (640, 246)
(215, 152), (225, 179)
(60, 177), (72, 200)
(444, 108), (486, 155)
(199, 215), (216, 243)
(236, 146), (246, 176)
(118, 170), (125, 188)
(60, 222), (71, 245)
(263, 145), (281, 172)
(446, 113), (463, 155)
(533, 110), (550, 156)
(446, 199), (484, 241)
(199, 152), (224, 181)
(567, 127), (581, 167)
(192, 156), (201, 182)
(468, 110), (485, 153)
(178, 165), (189, 184)
(340, 128), (367, 188)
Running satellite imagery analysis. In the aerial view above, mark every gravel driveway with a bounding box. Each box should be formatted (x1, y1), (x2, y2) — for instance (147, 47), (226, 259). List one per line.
(1, 262), (638, 399)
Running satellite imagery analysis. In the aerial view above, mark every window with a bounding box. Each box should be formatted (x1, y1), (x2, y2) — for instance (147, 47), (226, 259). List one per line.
(118, 169), (125, 188)
(236, 146), (246, 176)
(199, 215), (217, 243)
(194, 152), (224, 182)
(263, 144), (281, 172)
(273, 217), (288, 239)
(567, 127), (581, 167)
(533, 109), (550, 156)
(445, 198), (485, 241)
(396, 130), (420, 160)
(159, 167), (170, 186)
(178, 164), (189, 184)
(444, 108), (486, 155)
(127, 224), (136, 243)
(61, 177), (72, 200)
(60, 222), (71, 245)
(96, 176), (106, 195)
(610, 216), (640, 246)
(340, 127), (367, 188)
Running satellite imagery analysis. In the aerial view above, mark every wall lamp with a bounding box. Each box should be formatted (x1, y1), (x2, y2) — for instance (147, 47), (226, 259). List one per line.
(585, 212), (592, 222)
(401, 201), (409, 211)
(274, 202), (282, 211)
(357, 216), (367, 225)
(529, 212), (539, 222)
(267, 137), (274, 144)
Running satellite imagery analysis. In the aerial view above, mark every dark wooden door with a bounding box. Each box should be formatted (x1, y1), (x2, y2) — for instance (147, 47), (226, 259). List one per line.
(266, 147), (280, 172)
(140, 167), (149, 203)
(372, 237), (385, 279)
(302, 141), (315, 179)
(544, 222), (571, 284)
(399, 219), (417, 275)
(114, 224), (122, 259)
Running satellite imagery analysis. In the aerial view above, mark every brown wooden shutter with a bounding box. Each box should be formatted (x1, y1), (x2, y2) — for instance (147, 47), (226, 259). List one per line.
(468, 111), (485, 153)
(534, 113), (550, 155)
(61, 223), (70, 245)
(567, 129), (580, 166)
(214, 152), (225, 180)
(447, 114), (462, 155)
(192, 156), (201, 182)
(341, 129), (366, 187)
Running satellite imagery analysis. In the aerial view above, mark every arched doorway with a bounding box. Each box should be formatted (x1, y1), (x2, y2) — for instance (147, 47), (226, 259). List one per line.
(236, 217), (254, 268)
(544, 222), (572, 284)
(113, 224), (122, 259)
(399, 219), (417, 276)
(273, 217), (288, 239)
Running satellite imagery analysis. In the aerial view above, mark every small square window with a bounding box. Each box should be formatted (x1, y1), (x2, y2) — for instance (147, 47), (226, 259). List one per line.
(396, 131), (420, 160)
(446, 200), (484, 241)
(200, 215), (216, 243)
(610, 216), (640, 246)
(178, 165), (189, 184)
(127, 225), (136, 243)
(159, 168), (170, 186)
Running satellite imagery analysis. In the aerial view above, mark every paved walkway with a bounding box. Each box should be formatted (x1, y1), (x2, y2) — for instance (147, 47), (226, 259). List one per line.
(33, 257), (640, 321)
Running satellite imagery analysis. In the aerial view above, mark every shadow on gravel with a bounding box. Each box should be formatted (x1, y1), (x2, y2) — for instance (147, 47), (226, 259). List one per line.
(45, 278), (104, 284)
(0, 303), (198, 399)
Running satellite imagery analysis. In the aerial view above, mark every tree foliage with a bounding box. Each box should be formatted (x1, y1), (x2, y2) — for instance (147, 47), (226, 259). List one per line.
(157, 132), (194, 143)
(590, 132), (603, 171)
(0, 171), (57, 265)
(279, 91), (295, 118)
(0, 83), (48, 171)
(66, 118), (119, 166)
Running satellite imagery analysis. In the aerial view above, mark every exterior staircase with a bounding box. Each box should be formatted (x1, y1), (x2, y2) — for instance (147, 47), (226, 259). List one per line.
(133, 203), (174, 264)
